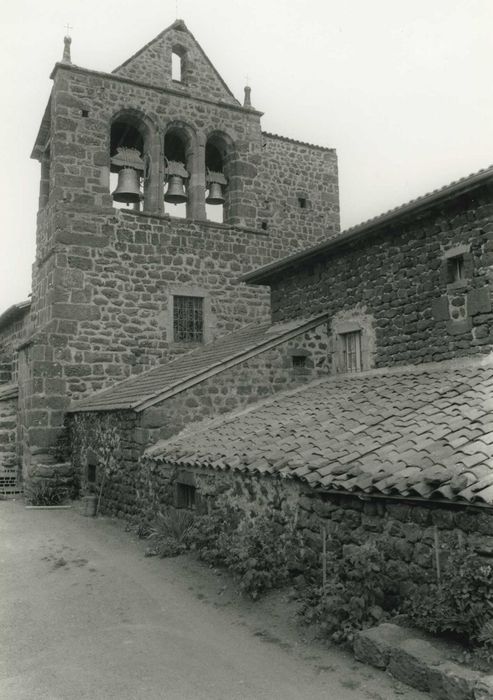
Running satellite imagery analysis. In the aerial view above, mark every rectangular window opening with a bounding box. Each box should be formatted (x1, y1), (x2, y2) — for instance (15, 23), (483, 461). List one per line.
(341, 331), (362, 373)
(173, 295), (204, 343)
(298, 197), (307, 209)
(292, 355), (307, 369)
(447, 255), (464, 284)
(176, 483), (196, 509)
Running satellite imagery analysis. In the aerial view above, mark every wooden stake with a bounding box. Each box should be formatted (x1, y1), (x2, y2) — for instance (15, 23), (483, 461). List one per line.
(321, 524), (327, 594)
(433, 525), (441, 583)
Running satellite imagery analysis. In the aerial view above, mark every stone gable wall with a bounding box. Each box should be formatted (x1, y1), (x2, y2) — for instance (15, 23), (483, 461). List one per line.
(270, 187), (493, 367)
(69, 322), (330, 514)
(113, 24), (239, 105)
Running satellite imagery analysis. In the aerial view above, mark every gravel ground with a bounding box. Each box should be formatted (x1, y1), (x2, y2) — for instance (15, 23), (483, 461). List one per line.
(0, 500), (430, 699)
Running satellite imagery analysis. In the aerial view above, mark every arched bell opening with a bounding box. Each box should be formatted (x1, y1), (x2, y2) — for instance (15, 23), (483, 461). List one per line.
(205, 132), (234, 224)
(109, 114), (149, 211)
(164, 127), (192, 219)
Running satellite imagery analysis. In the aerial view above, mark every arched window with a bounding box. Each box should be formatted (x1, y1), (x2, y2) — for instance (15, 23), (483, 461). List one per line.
(109, 115), (147, 211)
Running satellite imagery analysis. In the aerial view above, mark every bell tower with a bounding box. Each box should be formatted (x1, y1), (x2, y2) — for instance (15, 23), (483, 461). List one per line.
(20, 19), (339, 478)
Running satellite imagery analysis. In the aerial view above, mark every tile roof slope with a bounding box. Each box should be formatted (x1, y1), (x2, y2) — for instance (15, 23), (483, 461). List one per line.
(146, 357), (493, 506)
(69, 315), (327, 413)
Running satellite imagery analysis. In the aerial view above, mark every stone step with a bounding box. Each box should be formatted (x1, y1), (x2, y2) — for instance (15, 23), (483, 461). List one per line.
(354, 622), (493, 699)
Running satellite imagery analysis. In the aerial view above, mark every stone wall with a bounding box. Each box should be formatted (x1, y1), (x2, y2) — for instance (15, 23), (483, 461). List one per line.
(69, 322), (330, 511)
(269, 185), (493, 367)
(259, 134), (339, 241)
(0, 393), (19, 493)
(133, 460), (493, 596)
(298, 489), (493, 595)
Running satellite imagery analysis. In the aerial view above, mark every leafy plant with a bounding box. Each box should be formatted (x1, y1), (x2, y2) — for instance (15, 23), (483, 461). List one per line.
(298, 541), (392, 645)
(405, 544), (493, 647)
(147, 508), (196, 557)
(25, 478), (67, 506)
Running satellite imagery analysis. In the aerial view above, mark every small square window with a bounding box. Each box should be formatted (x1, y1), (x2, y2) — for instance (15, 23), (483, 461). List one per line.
(176, 483), (196, 509)
(341, 331), (362, 373)
(298, 197), (307, 209)
(173, 296), (203, 343)
(292, 355), (307, 369)
(81, 109), (89, 118)
(447, 255), (464, 284)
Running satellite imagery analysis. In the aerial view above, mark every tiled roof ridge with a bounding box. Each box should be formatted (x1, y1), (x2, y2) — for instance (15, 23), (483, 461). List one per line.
(69, 313), (329, 413)
(146, 352), (493, 460)
(242, 163), (493, 283)
(343, 164), (493, 237)
(262, 131), (335, 152)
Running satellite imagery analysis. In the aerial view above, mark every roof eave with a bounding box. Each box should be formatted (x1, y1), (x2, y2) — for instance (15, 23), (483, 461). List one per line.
(242, 165), (493, 285)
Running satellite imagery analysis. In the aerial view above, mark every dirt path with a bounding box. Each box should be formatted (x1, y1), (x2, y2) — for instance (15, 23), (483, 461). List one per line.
(0, 501), (429, 699)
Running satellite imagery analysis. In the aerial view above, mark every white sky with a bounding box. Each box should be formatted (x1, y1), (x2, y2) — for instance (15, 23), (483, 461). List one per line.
(1, 0), (492, 310)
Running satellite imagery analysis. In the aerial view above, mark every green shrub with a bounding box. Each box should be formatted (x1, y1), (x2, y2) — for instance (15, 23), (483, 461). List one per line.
(25, 479), (67, 506)
(146, 508), (195, 558)
(405, 544), (493, 647)
(298, 541), (392, 644)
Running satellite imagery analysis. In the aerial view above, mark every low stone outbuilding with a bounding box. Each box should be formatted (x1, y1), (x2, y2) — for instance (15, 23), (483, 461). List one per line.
(143, 354), (493, 589)
(68, 314), (329, 514)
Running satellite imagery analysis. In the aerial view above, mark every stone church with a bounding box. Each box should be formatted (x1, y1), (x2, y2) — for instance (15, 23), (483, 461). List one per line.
(0, 20), (340, 494)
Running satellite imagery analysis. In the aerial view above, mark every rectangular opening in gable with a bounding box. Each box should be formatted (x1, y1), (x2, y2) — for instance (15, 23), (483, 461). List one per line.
(172, 52), (183, 82)
(447, 255), (464, 284)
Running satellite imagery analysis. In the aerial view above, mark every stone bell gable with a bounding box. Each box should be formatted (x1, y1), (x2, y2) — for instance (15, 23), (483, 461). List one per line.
(9, 21), (340, 481)
(113, 19), (239, 105)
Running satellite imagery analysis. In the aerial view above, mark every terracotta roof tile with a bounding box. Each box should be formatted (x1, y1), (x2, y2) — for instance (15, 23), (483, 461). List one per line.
(146, 355), (493, 506)
(68, 314), (328, 413)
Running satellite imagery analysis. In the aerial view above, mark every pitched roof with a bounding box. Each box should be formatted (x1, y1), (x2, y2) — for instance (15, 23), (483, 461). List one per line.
(145, 355), (493, 506)
(0, 384), (18, 401)
(68, 314), (328, 413)
(242, 164), (493, 284)
(0, 300), (31, 332)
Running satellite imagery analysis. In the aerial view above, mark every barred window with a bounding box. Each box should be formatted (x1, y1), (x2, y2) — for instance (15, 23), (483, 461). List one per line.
(341, 331), (362, 372)
(173, 295), (203, 343)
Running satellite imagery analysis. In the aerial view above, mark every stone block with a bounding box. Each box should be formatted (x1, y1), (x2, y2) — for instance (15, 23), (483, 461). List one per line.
(447, 318), (473, 336)
(353, 623), (413, 669)
(432, 296), (450, 321)
(428, 661), (482, 700)
(388, 638), (447, 692)
(468, 287), (492, 316)
(474, 676), (493, 699)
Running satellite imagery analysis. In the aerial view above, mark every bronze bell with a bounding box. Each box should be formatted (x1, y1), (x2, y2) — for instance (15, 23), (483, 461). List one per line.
(112, 167), (143, 203)
(206, 182), (225, 205)
(164, 175), (188, 203)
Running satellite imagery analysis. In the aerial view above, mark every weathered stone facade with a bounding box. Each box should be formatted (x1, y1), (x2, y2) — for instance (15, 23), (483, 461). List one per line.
(263, 183), (493, 368)
(69, 321), (330, 510)
(0, 389), (19, 493)
(8, 20), (340, 480)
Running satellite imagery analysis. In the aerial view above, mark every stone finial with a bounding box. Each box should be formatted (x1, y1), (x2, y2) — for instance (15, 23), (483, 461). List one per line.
(62, 35), (72, 64)
(243, 85), (252, 108)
